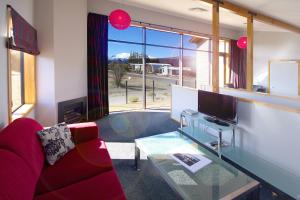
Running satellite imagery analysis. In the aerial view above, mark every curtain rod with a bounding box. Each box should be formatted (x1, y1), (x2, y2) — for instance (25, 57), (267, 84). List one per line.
(131, 20), (211, 38)
(130, 19), (230, 40)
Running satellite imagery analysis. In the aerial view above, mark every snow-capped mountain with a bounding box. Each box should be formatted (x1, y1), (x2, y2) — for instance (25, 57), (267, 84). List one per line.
(110, 53), (130, 60)
(110, 52), (157, 60)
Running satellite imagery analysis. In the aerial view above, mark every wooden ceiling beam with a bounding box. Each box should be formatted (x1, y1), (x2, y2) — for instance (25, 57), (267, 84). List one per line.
(198, 0), (300, 34)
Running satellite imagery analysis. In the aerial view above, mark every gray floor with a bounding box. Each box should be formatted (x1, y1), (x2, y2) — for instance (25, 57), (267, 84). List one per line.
(96, 111), (280, 200)
(96, 111), (179, 200)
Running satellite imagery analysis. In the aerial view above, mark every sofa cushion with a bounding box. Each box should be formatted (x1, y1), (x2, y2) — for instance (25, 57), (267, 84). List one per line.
(37, 123), (75, 165)
(35, 170), (126, 200)
(0, 149), (37, 200)
(36, 139), (113, 195)
(0, 118), (44, 177)
(68, 122), (99, 144)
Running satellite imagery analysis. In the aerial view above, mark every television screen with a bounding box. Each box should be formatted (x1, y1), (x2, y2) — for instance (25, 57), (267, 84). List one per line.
(198, 90), (237, 123)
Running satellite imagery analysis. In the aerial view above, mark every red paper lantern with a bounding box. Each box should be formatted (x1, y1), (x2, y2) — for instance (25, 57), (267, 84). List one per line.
(237, 36), (247, 49)
(109, 9), (131, 30)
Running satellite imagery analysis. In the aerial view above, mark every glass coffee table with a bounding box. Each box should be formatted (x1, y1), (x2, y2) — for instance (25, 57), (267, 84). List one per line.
(134, 131), (260, 200)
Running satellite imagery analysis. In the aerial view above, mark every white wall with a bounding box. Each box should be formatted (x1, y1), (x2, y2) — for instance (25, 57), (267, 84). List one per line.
(0, 0), (34, 127)
(35, 0), (56, 126)
(253, 31), (300, 87)
(53, 0), (87, 103)
(87, 0), (238, 39)
(35, 0), (87, 126)
(172, 85), (300, 177)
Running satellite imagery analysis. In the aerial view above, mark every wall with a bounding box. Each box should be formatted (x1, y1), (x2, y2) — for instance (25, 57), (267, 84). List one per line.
(0, 0), (34, 128)
(87, 0), (238, 39)
(253, 31), (300, 87)
(171, 85), (300, 177)
(53, 0), (87, 103)
(35, 0), (56, 126)
(35, 0), (87, 126)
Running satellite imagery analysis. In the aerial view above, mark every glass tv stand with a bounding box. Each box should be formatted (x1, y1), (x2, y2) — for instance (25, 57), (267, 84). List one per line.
(180, 110), (236, 157)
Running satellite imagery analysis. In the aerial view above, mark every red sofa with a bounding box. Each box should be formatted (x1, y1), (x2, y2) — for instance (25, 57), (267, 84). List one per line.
(0, 118), (126, 200)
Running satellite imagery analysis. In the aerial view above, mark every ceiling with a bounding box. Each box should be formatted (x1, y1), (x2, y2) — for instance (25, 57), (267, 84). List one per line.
(110, 0), (300, 32)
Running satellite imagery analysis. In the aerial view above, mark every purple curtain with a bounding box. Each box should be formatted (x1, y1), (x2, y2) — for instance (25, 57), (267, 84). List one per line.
(87, 13), (109, 121)
(7, 5), (40, 55)
(229, 40), (246, 89)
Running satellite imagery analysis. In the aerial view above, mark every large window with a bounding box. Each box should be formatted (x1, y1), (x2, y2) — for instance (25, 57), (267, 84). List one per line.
(108, 23), (230, 112)
(9, 50), (36, 114)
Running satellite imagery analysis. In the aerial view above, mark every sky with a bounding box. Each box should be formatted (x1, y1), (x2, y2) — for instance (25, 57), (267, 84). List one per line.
(108, 24), (202, 59)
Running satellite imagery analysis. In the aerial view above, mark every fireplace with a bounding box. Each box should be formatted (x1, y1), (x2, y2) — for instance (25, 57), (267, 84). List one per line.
(58, 97), (87, 124)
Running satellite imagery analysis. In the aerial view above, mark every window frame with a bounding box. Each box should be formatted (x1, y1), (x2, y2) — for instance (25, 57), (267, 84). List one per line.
(10, 50), (26, 113)
(7, 8), (36, 122)
(108, 22), (231, 89)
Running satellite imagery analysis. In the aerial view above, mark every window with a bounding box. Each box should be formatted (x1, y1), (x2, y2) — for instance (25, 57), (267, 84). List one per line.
(182, 35), (211, 88)
(146, 29), (180, 47)
(109, 24), (142, 43)
(183, 35), (210, 51)
(145, 46), (180, 109)
(108, 22), (231, 111)
(7, 6), (38, 122)
(10, 50), (24, 112)
(219, 40), (230, 87)
(108, 41), (144, 111)
(9, 50), (36, 115)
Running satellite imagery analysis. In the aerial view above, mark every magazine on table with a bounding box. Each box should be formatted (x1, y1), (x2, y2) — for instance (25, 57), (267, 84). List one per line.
(171, 153), (212, 173)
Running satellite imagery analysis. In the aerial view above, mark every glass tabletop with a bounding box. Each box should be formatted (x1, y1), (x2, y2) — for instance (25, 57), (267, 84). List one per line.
(179, 125), (300, 199)
(222, 147), (300, 199)
(135, 132), (259, 200)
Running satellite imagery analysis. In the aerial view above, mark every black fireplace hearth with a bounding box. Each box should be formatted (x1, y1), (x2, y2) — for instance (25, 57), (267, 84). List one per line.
(58, 97), (87, 124)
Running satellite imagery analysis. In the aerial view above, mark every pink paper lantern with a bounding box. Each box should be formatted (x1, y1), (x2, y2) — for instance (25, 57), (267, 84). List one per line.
(109, 9), (131, 30)
(237, 36), (247, 49)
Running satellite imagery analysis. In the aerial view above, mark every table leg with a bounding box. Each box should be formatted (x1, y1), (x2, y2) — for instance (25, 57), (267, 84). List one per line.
(135, 143), (140, 171)
(180, 114), (183, 129)
(218, 130), (222, 158)
(192, 119), (194, 137)
(232, 128), (236, 147)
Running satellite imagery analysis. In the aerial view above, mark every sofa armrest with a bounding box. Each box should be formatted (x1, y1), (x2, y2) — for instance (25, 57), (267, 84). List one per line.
(67, 122), (99, 144)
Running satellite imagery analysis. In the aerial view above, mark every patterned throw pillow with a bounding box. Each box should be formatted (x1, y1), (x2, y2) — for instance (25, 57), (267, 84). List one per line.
(37, 123), (75, 165)
(54, 123), (75, 152)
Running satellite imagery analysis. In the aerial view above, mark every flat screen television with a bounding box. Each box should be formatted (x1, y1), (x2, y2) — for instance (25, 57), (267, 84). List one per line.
(198, 90), (237, 124)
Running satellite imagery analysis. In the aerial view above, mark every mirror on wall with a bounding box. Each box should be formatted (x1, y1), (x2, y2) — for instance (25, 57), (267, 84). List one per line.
(268, 60), (300, 97)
